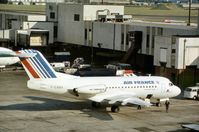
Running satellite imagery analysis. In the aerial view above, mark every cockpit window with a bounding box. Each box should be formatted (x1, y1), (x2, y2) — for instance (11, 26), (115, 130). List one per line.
(169, 83), (173, 86)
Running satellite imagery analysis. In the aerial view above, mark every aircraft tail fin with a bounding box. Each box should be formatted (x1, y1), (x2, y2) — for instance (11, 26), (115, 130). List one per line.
(19, 49), (75, 80)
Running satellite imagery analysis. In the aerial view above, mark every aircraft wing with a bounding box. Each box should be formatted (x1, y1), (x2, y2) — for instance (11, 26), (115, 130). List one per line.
(89, 91), (151, 107)
(0, 51), (16, 57)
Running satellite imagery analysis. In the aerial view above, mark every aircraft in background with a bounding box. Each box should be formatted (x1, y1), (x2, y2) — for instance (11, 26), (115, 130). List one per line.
(18, 49), (181, 112)
(0, 47), (19, 69)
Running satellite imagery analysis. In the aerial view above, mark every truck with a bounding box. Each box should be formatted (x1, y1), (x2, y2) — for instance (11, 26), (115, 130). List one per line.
(106, 63), (135, 76)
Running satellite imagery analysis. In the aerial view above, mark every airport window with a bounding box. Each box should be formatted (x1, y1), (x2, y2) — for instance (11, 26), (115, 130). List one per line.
(50, 12), (55, 19)
(49, 5), (53, 10)
(146, 34), (150, 48)
(8, 19), (17, 29)
(54, 25), (57, 38)
(157, 28), (163, 36)
(85, 29), (87, 40)
(152, 27), (156, 35)
(172, 37), (176, 44)
(74, 14), (80, 21)
(121, 33), (124, 44)
(172, 49), (176, 53)
(152, 36), (155, 48)
(126, 34), (129, 45)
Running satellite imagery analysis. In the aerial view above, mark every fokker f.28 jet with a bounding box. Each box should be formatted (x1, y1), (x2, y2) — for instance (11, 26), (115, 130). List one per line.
(18, 49), (181, 112)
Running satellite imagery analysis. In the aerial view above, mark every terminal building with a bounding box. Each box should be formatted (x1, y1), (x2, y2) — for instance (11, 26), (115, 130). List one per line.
(0, 3), (199, 87)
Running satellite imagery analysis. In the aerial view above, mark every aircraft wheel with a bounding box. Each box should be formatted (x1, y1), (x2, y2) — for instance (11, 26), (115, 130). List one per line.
(111, 105), (120, 113)
(156, 102), (161, 107)
(91, 101), (101, 108)
(137, 105), (142, 110)
(193, 96), (197, 100)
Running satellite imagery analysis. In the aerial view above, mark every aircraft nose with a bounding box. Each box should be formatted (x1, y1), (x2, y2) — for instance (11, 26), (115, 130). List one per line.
(174, 86), (181, 96)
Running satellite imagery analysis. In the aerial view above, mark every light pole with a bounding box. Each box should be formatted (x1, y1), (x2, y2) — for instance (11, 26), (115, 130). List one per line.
(187, 0), (191, 26)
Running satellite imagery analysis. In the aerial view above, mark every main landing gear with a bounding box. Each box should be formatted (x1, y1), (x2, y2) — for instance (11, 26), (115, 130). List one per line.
(111, 105), (120, 113)
(91, 102), (120, 113)
(91, 101), (101, 108)
(156, 102), (161, 107)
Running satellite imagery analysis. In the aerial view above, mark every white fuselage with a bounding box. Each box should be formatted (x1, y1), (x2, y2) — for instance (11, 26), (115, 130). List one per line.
(27, 76), (181, 100)
(0, 47), (19, 67)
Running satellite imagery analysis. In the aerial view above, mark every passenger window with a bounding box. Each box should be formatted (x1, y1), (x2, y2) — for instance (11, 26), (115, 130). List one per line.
(169, 83), (173, 86)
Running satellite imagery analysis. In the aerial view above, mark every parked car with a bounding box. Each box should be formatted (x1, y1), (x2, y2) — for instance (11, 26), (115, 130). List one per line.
(184, 85), (199, 100)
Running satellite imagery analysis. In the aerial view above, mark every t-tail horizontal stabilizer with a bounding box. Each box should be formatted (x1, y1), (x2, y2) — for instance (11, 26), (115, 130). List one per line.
(17, 52), (37, 58)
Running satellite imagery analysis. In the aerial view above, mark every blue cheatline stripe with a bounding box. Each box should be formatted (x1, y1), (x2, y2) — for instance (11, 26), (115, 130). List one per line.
(31, 50), (57, 78)
(27, 50), (50, 78)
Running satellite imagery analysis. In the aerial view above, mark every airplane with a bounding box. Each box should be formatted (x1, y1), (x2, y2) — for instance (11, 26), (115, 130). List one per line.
(0, 47), (20, 69)
(18, 49), (181, 112)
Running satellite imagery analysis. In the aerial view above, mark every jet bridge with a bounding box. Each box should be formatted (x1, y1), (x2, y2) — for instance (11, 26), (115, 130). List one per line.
(121, 31), (142, 63)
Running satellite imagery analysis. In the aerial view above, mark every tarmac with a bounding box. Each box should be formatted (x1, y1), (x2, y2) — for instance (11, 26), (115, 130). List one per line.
(0, 71), (199, 132)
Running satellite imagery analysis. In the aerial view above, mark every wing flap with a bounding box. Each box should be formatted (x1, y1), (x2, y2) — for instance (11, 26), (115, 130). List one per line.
(122, 97), (151, 107)
(89, 90), (135, 102)
(89, 91), (151, 107)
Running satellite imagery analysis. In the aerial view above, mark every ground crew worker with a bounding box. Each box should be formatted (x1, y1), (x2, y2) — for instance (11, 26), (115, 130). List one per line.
(165, 100), (170, 113)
